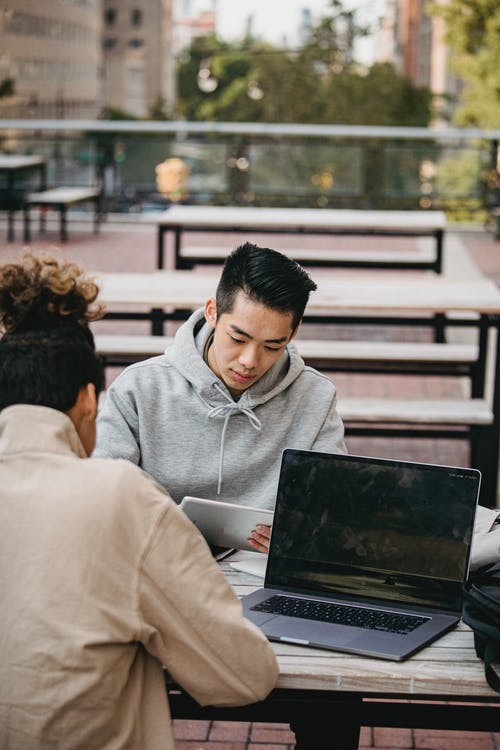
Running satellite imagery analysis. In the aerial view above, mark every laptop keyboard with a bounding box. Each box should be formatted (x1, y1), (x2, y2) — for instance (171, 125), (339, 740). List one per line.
(251, 595), (427, 634)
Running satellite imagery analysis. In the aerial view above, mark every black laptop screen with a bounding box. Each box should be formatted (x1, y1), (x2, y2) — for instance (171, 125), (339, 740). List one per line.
(266, 450), (480, 612)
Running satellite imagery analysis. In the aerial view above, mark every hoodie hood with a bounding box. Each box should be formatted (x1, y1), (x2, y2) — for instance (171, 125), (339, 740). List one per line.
(164, 308), (306, 494)
(164, 308), (305, 408)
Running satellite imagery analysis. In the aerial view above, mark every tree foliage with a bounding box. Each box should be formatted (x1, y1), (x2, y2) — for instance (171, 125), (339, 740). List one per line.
(175, 1), (432, 126)
(430, 0), (500, 127)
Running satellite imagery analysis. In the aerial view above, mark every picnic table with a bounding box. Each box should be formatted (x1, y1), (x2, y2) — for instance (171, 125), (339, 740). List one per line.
(150, 205), (447, 272)
(0, 154), (47, 241)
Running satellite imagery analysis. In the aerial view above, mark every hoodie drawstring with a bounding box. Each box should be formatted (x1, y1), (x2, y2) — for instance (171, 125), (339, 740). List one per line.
(207, 385), (262, 494)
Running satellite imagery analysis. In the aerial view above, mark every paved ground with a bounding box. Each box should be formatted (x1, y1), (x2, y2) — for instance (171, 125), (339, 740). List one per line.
(1, 214), (499, 750)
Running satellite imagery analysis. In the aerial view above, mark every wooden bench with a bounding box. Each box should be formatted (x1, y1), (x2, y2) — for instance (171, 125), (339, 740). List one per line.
(23, 186), (103, 242)
(152, 205), (446, 271)
(339, 397), (493, 428)
(177, 243), (436, 271)
(95, 334), (479, 375)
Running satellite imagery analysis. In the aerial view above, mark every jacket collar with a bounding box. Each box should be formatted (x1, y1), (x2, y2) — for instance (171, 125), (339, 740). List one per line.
(0, 404), (87, 459)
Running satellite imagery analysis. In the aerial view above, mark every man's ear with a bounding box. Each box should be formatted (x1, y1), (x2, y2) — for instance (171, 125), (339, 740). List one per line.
(204, 297), (217, 328)
(289, 324), (300, 342)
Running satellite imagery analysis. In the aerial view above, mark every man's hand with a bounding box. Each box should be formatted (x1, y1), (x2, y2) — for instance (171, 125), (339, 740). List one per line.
(248, 524), (271, 554)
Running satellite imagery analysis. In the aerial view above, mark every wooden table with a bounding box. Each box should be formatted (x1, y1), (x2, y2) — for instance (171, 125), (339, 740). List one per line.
(151, 205), (447, 272)
(23, 186), (102, 242)
(95, 271), (500, 505)
(0, 154), (47, 241)
(96, 271), (500, 317)
(167, 563), (500, 749)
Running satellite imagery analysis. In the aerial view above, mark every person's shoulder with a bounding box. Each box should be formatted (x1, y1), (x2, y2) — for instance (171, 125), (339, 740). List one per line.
(295, 364), (337, 392)
(115, 355), (171, 378)
(105, 355), (173, 393)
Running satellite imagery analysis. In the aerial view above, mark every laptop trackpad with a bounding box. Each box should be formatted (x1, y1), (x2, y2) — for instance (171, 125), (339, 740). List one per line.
(263, 617), (356, 647)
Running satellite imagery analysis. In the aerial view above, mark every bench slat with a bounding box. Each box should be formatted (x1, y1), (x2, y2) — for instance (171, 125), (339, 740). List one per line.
(95, 334), (478, 365)
(180, 245), (435, 265)
(94, 335), (490, 427)
(339, 397), (493, 425)
(26, 187), (101, 205)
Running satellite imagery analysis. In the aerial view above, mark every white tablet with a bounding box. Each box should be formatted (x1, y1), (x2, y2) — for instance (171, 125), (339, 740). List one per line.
(179, 496), (273, 552)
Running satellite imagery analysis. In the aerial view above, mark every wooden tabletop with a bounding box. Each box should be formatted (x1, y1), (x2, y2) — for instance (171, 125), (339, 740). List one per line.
(224, 562), (499, 700)
(150, 205), (447, 232)
(26, 186), (100, 203)
(95, 271), (500, 315)
(0, 154), (46, 170)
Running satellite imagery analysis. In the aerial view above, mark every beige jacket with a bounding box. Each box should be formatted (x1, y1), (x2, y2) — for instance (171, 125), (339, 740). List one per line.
(0, 405), (278, 750)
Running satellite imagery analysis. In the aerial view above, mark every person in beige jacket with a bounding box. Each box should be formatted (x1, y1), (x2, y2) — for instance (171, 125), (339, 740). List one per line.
(0, 254), (278, 750)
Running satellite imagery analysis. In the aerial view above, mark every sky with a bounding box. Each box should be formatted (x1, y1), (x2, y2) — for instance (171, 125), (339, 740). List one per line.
(186, 0), (386, 64)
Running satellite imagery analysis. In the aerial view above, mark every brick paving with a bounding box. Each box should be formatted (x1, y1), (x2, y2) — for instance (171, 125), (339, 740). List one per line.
(1, 215), (499, 749)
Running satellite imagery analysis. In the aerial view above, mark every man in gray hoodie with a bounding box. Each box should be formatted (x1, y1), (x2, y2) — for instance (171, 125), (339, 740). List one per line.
(94, 242), (347, 551)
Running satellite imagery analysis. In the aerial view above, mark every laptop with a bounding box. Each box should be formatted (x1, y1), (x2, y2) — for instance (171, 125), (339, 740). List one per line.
(243, 449), (480, 661)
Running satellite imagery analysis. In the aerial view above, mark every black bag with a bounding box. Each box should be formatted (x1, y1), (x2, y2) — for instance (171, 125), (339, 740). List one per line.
(462, 561), (500, 693)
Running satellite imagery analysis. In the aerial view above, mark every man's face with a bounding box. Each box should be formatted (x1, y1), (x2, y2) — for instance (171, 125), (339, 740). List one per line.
(205, 291), (297, 397)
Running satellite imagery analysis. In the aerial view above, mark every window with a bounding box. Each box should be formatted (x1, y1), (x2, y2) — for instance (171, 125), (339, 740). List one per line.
(104, 8), (116, 26)
(131, 8), (142, 27)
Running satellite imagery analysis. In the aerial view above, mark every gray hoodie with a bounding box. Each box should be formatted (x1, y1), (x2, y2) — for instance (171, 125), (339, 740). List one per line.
(94, 308), (346, 508)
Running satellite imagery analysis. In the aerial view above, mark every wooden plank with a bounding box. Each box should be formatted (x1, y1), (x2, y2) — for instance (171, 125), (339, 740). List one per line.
(95, 272), (500, 315)
(296, 340), (477, 364)
(95, 334), (173, 357)
(26, 186), (101, 205)
(180, 244), (435, 265)
(339, 397), (493, 425)
(0, 155), (45, 169)
(154, 205), (447, 232)
(94, 334), (477, 365)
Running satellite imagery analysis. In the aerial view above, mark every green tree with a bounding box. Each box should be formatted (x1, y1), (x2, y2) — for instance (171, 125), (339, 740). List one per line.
(175, 1), (432, 126)
(321, 63), (432, 125)
(176, 35), (252, 120)
(304, 0), (369, 74)
(430, 0), (500, 127)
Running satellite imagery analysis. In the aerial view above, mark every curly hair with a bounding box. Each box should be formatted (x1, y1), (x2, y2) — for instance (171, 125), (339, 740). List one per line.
(0, 253), (105, 412)
(0, 252), (104, 334)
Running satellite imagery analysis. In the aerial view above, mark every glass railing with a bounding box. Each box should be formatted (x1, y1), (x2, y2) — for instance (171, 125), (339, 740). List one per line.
(1, 119), (499, 224)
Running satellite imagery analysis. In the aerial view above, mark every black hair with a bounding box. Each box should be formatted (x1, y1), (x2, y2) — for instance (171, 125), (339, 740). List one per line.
(0, 253), (105, 412)
(215, 242), (317, 330)
(0, 328), (105, 411)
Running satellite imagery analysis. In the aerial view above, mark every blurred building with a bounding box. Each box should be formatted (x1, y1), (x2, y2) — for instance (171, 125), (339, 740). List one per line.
(174, 0), (215, 54)
(298, 8), (313, 47)
(378, 0), (462, 125)
(102, 0), (176, 118)
(0, 0), (101, 119)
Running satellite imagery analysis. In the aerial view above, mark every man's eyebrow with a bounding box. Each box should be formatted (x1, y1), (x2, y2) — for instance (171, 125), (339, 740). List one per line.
(229, 323), (289, 344)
